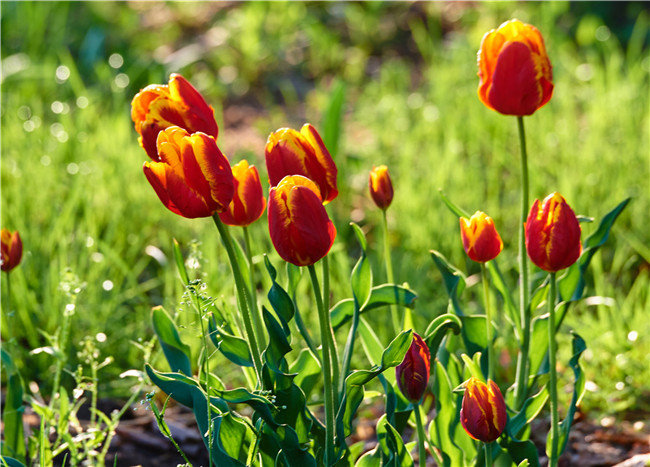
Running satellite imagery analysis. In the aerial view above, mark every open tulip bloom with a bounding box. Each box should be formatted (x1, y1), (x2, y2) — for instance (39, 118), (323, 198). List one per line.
(218, 159), (266, 227)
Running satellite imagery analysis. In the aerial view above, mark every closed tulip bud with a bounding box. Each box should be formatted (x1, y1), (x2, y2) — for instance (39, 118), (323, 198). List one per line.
(368, 165), (394, 210)
(265, 124), (338, 204)
(525, 192), (582, 273)
(1, 229), (23, 272)
(131, 74), (219, 160)
(218, 160), (266, 227)
(268, 175), (336, 267)
(143, 126), (233, 219)
(478, 19), (553, 116)
(461, 377), (507, 443)
(396, 333), (431, 403)
(460, 211), (503, 263)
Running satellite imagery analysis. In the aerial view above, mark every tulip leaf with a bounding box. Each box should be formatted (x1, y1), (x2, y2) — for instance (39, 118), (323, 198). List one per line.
(429, 250), (466, 316)
(486, 260), (520, 334)
(208, 316), (254, 368)
(330, 284), (417, 330)
(336, 330), (413, 439)
(558, 198), (630, 302)
(264, 256), (296, 334)
(172, 238), (190, 285)
(507, 384), (549, 437)
(423, 313), (462, 358)
(151, 306), (192, 376)
(290, 349), (322, 401)
(438, 189), (471, 218)
(1, 350), (26, 463)
(374, 414), (414, 467)
(547, 332), (587, 460)
(321, 79), (346, 159)
(350, 223), (372, 308)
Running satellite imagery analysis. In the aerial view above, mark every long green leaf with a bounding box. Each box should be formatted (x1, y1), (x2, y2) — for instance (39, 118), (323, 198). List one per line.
(1, 350), (25, 463)
(172, 238), (190, 285)
(331, 284), (417, 330)
(321, 80), (346, 159)
(151, 306), (192, 376)
(209, 316), (254, 368)
(374, 414), (414, 467)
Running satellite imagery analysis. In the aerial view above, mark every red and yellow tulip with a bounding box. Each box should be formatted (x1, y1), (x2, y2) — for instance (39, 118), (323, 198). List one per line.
(460, 211), (503, 263)
(1, 229), (22, 272)
(478, 19), (553, 116)
(267, 175), (336, 267)
(265, 124), (338, 204)
(218, 160), (266, 227)
(396, 333), (431, 403)
(143, 126), (233, 219)
(369, 165), (394, 210)
(525, 192), (581, 273)
(131, 74), (219, 160)
(460, 377), (507, 443)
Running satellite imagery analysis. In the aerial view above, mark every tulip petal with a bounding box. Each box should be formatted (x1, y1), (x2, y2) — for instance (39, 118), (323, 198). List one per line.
(186, 133), (233, 212)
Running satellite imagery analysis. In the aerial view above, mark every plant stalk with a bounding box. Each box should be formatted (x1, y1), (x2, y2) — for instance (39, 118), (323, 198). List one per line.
(484, 442), (492, 467)
(514, 115), (531, 409)
(308, 264), (336, 466)
(413, 403), (427, 467)
(547, 272), (559, 467)
(212, 215), (264, 385)
(481, 263), (494, 381)
(382, 209), (408, 333)
(321, 254), (340, 405)
(243, 225), (267, 349)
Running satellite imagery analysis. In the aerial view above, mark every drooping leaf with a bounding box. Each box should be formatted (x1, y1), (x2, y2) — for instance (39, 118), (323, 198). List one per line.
(151, 306), (192, 376)
(423, 313), (462, 360)
(209, 316), (254, 368)
(331, 284), (417, 330)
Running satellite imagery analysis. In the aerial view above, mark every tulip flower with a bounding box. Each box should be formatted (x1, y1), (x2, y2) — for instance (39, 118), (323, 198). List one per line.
(265, 124), (338, 204)
(267, 175), (336, 267)
(143, 126), (233, 219)
(1, 229), (22, 272)
(460, 377), (507, 443)
(396, 333), (431, 403)
(368, 165), (394, 210)
(218, 160), (266, 227)
(525, 192), (581, 272)
(131, 74), (219, 160)
(460, 211), (503, 263)
(477, 19), (553, 116)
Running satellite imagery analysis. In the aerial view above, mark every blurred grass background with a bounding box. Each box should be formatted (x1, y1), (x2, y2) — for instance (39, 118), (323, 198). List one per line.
(1, 1), (648, 419)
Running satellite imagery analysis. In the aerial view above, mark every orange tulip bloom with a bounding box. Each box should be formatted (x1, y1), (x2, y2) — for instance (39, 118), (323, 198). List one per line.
(396, 333), (431, 403)
(369, 165), (394, 210)
(525, 192), (582, 273)
(218, 160), (266, 227)
(461, 377), (507, 443)
(267, 175), (336, 267)
(460, 211), (503, 263)
(1, 229), (22, 272)
(265, 124), (338, 204)
(131, 74), (219, 160)
(143, 127), (233, 219)
(478, 19), (553, 116)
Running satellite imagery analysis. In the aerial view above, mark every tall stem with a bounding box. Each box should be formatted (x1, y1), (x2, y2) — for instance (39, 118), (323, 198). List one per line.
(481, 263), (494, 381)
(212, 215), (264, 385)
(514, 116), (531, 409)
(382, 210), (407, 333)
(547, 272), (559, 467)
(243, 225), (267, 349)
(193, 294), (213, 467)
(308, 264), (336, 466)
(321, 255), (340, 405)
(484, 442), (492, 467)
(413, 403), (427, 467)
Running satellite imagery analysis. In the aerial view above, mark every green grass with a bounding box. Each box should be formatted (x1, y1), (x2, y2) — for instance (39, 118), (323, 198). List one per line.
(1, 1), (648, 418)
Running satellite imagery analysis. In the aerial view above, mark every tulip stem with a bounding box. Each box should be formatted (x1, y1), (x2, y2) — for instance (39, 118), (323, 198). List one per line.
(547, 272), (559, 467)
(308, 264), (336, 466)
(481, 263), (494, 381)
(514, 115), (531, 410)
(484, 442), (492, 467)
(322, 254), (340, 405)
(212, 215), (264, 386)
(382, 209), (407, 334)
(413, 403), (427, 467)
(243, 225), (267, 349)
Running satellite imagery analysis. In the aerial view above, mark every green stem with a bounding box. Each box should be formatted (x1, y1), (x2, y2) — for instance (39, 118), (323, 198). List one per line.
(243, 226), (267, 349)
(321, 255), (340, 405)
(547, 272), (559, 467)
(193, 292), (213, 467)
(481, 263), (494, 381)
(308, 264), (336, 466)
(212, 215), (264, 386)
(413, 403), (427, 467)
(339, 298), (360, 399)
(484, 442), (492, 467)
(382, 210), (407, 334)
(514, 115), (531, 409)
